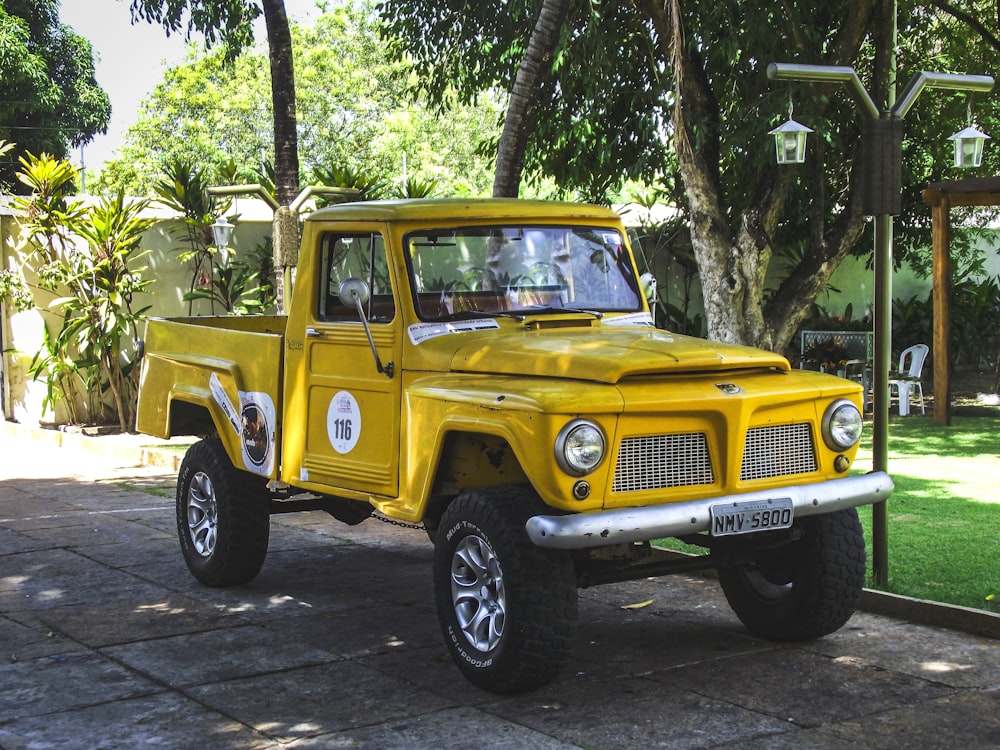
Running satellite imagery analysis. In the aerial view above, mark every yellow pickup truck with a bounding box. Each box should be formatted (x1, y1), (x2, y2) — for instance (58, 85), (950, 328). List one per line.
(137, 198), (892, 693)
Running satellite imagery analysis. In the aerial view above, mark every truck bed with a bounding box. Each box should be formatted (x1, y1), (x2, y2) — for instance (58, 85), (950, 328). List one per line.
(136, 316), (287, 468)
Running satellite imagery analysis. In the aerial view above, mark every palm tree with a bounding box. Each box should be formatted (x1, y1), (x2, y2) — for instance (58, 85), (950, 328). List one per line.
(493, 0), (569, 197)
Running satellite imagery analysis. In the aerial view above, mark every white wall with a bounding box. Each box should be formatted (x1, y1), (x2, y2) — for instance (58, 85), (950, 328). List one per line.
(0, 199), (273, 425)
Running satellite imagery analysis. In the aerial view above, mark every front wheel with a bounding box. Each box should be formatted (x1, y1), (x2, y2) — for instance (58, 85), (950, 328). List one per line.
(433, 487), (578, 693)
(176, 438), (270, 587)
(717, 508), (865, 641)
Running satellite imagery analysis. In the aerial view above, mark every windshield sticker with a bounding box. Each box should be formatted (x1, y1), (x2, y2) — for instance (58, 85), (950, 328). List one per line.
(209, 373), (276, 476)
(408, 319), (501, 345)
(603, 312), (655, 327)
(327, 390), (361, 454)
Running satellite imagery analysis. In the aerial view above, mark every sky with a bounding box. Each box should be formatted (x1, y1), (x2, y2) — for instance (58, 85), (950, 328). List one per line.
(58, 0), (320, 172)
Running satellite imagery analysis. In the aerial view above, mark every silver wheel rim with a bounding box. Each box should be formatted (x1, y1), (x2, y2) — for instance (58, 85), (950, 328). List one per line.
(186, 470), (218, 557)
(450, 534), (506, 652)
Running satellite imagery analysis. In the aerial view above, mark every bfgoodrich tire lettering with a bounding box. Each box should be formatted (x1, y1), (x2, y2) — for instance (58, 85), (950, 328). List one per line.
(717, 507), (865, 641)
(433, 487), (578, 693)
(176, 438), (270, 587)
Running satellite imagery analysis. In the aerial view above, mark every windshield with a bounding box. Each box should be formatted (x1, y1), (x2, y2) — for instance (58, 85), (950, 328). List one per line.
(406, 225), (641, 320)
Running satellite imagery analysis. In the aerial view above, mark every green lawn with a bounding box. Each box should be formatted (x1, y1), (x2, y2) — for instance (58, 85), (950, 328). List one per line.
(656, 409), (1000, 613)
(853, 409), (1000, 613)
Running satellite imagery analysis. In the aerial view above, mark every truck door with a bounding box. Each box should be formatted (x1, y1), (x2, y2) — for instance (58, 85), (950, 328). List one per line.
(296, 231), (402, 497)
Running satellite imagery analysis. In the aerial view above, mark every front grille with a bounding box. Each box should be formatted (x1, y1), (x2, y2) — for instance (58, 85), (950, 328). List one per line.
(740, 423), (816, 481)
(612, 433), (714, 493)
(611, 423), (818, 494)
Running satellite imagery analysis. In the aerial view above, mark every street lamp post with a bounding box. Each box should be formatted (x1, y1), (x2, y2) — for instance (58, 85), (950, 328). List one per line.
(767, 63), (994, 586)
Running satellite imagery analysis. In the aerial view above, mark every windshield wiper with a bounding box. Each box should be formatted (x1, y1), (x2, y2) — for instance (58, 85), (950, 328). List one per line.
(440, 309), (523, 320)
(514, 305), (604, 320)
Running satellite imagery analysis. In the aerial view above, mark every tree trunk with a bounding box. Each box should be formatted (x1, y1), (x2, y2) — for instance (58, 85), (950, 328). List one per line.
(493, 0), (569, 197)
(649, 0), (874, 353)
(660, 0), (772, 346)
(261, 0), (300, 314)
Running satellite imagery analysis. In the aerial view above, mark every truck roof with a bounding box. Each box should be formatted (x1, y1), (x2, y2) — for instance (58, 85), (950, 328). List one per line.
(305, 198), (622, 224)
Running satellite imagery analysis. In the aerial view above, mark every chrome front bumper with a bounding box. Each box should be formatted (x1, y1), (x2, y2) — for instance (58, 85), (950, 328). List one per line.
(526, 472), (893, 550)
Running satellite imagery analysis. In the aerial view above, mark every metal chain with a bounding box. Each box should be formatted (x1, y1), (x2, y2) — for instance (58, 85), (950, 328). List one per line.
(372, 512), (425, 531)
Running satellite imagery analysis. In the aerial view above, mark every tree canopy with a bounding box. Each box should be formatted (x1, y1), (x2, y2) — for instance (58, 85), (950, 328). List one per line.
(383, 0), (1000, 349)
(130, 0), (300, 214)
(0, 0), (111, 191)
(99, 1), (499, 198)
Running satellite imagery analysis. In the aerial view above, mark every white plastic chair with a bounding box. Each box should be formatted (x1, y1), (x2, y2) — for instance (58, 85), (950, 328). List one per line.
(888, 344), (929, 416)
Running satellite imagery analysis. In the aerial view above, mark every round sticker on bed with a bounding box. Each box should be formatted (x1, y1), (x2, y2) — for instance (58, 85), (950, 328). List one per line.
(327, 390), (361, 454)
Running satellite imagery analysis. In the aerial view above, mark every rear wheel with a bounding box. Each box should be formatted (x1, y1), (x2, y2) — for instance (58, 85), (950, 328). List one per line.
(717, 508), (865, 641)
(433, 487), (578, 693)
(176, 438), (270, 587)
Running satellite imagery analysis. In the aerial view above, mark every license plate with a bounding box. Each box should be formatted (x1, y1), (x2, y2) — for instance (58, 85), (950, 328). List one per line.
(709, 497), (794, 537)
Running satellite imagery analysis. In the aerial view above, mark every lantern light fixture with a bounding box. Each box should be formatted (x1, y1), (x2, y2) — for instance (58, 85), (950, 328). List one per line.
(769, 100), (814, 165)
(212, 215), (235, 249)
(948, 125), (991, 168)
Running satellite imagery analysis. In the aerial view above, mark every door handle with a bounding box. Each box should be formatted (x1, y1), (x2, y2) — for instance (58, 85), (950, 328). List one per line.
(306, 327), (323, 338)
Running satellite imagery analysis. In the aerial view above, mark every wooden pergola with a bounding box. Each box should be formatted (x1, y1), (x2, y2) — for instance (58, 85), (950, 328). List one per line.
(921, 176), (1000, 426)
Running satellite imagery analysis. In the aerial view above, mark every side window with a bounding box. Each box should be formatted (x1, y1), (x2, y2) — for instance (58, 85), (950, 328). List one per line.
(318, 232), (395, 322)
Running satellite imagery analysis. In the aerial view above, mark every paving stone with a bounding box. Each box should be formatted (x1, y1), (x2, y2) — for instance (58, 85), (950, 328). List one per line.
(655, 647), (955, 728)
(485, 677), (792, 750)
(824, 688), (1000, 749)
(0, 651), (160, 721)
(802, 614), (1000, 689)
(287, 705), (581, 749)
(33, 592), (244, 648)
(189, 660), (454, 743)
(102, 624), (340, 688)
(0, 692), (276, 750)
(0, 613), (87, 663)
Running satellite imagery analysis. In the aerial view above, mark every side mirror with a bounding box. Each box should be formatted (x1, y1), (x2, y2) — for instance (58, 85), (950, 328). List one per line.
(639, 272), (657, 305)
(338, 277), (370, 307)
(338, 278), (393, 378)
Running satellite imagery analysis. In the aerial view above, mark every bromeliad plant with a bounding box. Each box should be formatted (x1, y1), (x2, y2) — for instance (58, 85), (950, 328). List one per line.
(14, 152), (153, 431)
(152, 159), (234, 315)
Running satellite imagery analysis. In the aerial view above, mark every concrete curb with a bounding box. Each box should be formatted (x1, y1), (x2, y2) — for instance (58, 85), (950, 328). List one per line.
(861, 588), (1000, 639)
(3, 418), (996, 641)
(0, 419), (186, 473)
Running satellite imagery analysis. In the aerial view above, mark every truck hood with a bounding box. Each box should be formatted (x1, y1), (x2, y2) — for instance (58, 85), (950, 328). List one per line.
(447, 326), (789, 384)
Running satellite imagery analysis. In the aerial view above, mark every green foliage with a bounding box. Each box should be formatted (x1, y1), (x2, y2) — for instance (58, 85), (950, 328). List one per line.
(13, 154), (152, 430)
(891, 261), (1000, 371)
(152, 159), (237, 314)
(951, 272), (1000, 369)
(99, 0), (499, 199)
(382, 0), (670, 201)
(313, 163), (389, 202)
(0, 269), (32, 312)
(183, 260), (266, 314)
(393, 176), (439, 199)
(384, 0), (1000, 349)
(0, 0), (110, 191)
(625, 193), (702, 335)
(891, 293), (934, 359)
(801, 337), (852, 372)
(128, 0), (260, 56)
(27, 323), (91, 426)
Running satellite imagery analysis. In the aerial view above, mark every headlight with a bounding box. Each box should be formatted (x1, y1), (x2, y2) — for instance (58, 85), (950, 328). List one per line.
(555, 420), (606, 476)
(822, 399), (863, 451)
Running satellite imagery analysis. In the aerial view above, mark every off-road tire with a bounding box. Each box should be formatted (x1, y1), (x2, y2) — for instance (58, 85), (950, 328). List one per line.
(717, 507), (865, 641)
(176, 438), (270, 587)
(433, 487), (578, 693)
